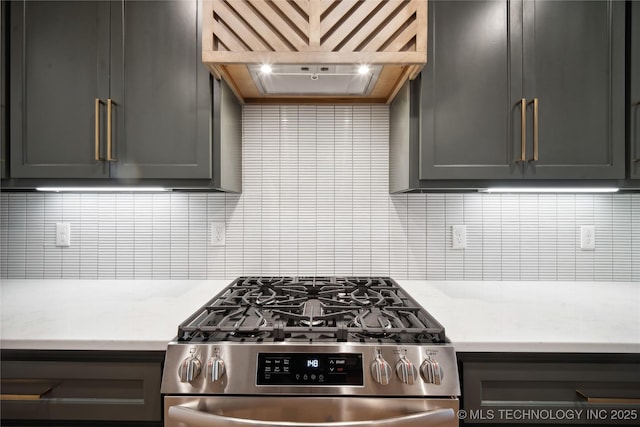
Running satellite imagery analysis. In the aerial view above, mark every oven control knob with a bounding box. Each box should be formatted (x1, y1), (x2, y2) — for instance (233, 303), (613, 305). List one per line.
(420, 358), (443, 385)
(395, 356), (418, 385)
(179, 353), (202, 383)
(206, 356), (226, 383)
(370, 355), (392, 385)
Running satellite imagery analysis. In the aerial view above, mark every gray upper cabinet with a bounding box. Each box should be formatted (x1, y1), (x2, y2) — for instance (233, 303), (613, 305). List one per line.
(7, 0), (240, 189)
(631, 1), (640, 180)
(414, 0), (624, 184)
(109, 0), (211, 180)
(10, 1), (111, 179)
(1, 1), (7, 179)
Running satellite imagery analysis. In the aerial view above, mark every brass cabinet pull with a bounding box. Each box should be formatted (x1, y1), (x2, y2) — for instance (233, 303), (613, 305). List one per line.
(107, 99), (116, 161)
(518, 98), (527, 162)
(577, 390), (640, 404)
(530, 98), (539, 161)
(94, 99), (105, 161)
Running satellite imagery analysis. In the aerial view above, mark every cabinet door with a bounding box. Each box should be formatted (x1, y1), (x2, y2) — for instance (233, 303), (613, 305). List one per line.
(522, 0), (625, 179)
(9, 1), (111, 178)
(631, 1), (640, 180)
(109, 0), (211, 179)
(419, 1), (523, 180)
(1, 1), (7, 178)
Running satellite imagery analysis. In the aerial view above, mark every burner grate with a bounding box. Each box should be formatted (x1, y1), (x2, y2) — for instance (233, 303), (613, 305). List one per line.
(176, 277), (446, 344)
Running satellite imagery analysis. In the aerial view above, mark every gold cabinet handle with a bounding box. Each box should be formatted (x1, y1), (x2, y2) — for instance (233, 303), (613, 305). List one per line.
(94, 99), (105, 161)
(529, 98), (539, 161)
(518, 98), (527, 162)
(577, 390), (640, 404)
(107, 99), (116, 161)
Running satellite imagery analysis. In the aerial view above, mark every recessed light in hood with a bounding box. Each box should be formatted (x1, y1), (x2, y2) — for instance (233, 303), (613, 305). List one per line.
(248, 64), (382, 96)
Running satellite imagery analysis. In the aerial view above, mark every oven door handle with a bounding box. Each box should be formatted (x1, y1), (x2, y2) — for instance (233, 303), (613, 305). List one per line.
(168, 405), (454, 427)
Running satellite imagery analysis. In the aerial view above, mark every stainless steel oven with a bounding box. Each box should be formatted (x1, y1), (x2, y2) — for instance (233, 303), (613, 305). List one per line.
(161, 277), (460, 427)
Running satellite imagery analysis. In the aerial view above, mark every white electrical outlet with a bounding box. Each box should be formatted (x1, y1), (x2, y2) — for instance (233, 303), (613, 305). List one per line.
(210, 222), (226, 246)
(451, 225), (467, 249)
(56, 222), (71, 247)
(580, 225), (595, 250)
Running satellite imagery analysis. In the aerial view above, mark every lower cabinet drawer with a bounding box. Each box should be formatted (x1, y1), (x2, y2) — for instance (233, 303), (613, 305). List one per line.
(458, 353), (640, 425)
(1, 351), (163, 423)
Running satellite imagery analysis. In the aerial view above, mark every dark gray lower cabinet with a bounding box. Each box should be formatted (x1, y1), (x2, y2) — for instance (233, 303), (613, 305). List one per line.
(0, 350), (163, 426)
(458, 353), (640, 426)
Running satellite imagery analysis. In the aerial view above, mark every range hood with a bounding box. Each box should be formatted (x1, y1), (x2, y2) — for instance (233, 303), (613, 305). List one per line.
(202, 0), (427, 104)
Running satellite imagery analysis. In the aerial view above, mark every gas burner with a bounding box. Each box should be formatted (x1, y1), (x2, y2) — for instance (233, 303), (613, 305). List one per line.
(242, 287), (277, 306)
(349, 288), (385, 307)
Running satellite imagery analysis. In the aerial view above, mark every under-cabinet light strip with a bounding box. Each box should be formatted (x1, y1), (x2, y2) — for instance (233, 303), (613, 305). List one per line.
(480, 187), (619, 193)
(35, 187), (168, 192)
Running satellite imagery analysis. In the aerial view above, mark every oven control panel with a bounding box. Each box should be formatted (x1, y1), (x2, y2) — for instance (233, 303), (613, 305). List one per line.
(257, 353), (363, 386)
(162, 342), (460, 396)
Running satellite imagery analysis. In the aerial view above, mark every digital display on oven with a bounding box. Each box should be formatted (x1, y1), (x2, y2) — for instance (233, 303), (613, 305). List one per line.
(257, 353), (363, 386)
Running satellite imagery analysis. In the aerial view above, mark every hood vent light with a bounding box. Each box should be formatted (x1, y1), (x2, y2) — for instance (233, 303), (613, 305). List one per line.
(248, 64), (382, 96)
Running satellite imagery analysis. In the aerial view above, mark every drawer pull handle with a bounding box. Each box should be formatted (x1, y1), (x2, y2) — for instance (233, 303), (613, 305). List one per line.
(517, 98), (527, 163)
(95, 99), (105, 161)
(529, 98), (539, 161)
(107, 99), (116, 161)
(577, 390), (640, 404)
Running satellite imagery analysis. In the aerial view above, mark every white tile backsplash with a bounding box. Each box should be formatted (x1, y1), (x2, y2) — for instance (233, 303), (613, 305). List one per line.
(1, 104), (639, 281)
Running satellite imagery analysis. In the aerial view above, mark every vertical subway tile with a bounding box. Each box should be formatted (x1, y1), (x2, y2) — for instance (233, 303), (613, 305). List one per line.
(170, 193), (189, 279)
(370, 105), (390, 276)
(593, 195), (613, 281)
(8, 193), (27, 278)
(151, 193), (171, 279)
(242, 105), (263, 276)
(43, 193), (63, 278)
(79, 193), (99, 279)
(133, 193), (153, 279)
(115, 193), (135, 279)
(407, 195), (427, 279)
(445, 194), (464, 280)
(97, 194), (117, 279)
(426, 194), (445, 280)
(225, 193), (244, 279)
(25, 193), (45, 279)
(206, 193), (226, 278)
(260, 105), (281, 276)
(500, 194), (520, 280)
(298, 105), (317, 276)
(316, 106), (335, 276)
(389, 194), (408, 279)
(188, 193), (208, 279)
(462, 193), (482, 280)
(279, 106), (299, 276)
(556, 194), (576, 280)
(353, 106), (372, 276)
(538, 194), (558, 280)
(334, 106), (353, 276)
(575, 194), (594, 280)
(519, 194), (539, 280)
(612, 194), (632, 281)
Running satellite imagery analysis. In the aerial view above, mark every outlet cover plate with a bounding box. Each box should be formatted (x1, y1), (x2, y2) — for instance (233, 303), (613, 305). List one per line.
(210, 222), (226, 246)
(55, 222), (71, 247)
(451, 225), (467, 249)
(580, 225), (595, 250)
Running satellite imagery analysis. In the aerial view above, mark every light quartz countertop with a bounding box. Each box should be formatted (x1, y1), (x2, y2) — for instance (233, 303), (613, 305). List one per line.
(1, 279), (638, 353)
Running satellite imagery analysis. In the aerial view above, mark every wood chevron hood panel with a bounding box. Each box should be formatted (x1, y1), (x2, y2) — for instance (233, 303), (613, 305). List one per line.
(203, 0), (427, 103)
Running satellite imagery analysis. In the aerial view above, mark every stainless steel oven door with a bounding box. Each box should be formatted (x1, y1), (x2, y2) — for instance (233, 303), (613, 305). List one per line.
(164, 396), (458, 427)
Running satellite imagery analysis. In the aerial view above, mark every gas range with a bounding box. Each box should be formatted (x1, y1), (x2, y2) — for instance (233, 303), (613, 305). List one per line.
(161, 277), (460, 399)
